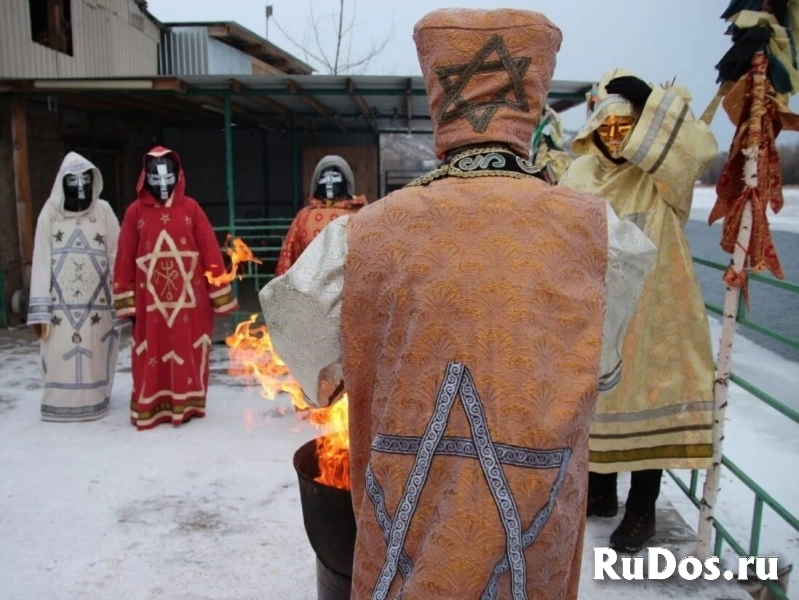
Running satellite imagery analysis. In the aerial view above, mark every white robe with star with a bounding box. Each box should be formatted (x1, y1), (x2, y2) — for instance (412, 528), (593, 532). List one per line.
(28, 152), (122, 422)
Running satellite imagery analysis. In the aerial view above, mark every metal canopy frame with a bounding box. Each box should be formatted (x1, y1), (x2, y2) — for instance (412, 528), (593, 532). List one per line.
(0, 74), (591, 135)
(0, 74), (590, 275)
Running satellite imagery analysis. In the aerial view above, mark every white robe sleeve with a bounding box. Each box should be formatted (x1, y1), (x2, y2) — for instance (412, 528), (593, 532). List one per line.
(598, 204), (657, 392)
(259, 216), (349, 408)
(101, 202), (124, 329)
(27, 208), (53, 326)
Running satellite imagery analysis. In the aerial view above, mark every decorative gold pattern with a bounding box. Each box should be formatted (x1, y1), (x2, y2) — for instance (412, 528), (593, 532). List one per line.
(406, 146), (542, 187)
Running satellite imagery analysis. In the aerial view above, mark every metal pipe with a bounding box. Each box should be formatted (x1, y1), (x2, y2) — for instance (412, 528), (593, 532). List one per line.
(291, 116), (299, 212)
(223, 91), (237, 297)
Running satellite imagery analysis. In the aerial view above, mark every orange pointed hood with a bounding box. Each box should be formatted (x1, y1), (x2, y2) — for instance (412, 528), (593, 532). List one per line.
(413, 8), (562, 159)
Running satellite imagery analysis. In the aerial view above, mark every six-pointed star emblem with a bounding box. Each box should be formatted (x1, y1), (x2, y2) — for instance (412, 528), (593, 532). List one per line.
(434, 34), (531, 133)
(135, 229), (198, 328)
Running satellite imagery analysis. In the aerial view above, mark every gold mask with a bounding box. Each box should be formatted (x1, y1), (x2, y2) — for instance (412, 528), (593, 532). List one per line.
(596, 115), (636, 159)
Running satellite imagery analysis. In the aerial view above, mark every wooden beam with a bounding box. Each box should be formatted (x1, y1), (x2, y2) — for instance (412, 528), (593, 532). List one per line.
(229, 79), (313, 129)
(286, 79), (346, 132)
(11, 98), (34, 288)
(346, 78), (377, 133)
(406, 78), (413, 134)
(152, 77), (186, 92)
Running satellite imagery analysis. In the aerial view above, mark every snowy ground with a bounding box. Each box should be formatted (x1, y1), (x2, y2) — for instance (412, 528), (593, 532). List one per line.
(0, 187), (796, 599)
(0, 328), (792, 599)
(690, 186), (799, 235)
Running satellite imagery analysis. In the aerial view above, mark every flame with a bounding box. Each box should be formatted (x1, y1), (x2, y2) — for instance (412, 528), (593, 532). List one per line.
(205, 235), (263, 286)
(226, 314), (350, 490)
(212, 234), (350, 490)
(225, 314), (309, 410)
(309, 396), (350, 490)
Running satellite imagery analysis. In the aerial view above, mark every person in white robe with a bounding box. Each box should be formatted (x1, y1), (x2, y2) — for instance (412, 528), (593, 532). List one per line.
(27, 152), (122, 422)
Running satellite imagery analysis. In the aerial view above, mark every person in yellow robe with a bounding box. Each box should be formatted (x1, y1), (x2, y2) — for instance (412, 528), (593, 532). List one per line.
(560, 69), (717, 552)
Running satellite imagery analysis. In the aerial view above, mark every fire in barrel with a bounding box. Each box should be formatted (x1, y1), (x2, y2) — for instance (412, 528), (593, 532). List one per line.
(228, 317), (356, 598)
(207, 236), (355, 599)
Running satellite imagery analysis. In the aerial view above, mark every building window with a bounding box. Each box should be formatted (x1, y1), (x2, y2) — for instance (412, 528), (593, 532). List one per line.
(29, 0), (74, 56)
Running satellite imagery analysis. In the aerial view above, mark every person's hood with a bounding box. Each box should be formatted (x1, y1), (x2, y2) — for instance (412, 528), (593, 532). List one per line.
(571, 68), (639, 158)
(572, 67), (694, 157)
(413, 8), (562, 159)
(136, 145), (186, 206)
(46, 152), (103, 217)
(310, 155), (356, 198)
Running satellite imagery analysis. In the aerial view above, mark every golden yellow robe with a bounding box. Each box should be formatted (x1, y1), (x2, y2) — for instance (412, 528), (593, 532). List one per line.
(560, 71), (718, 473)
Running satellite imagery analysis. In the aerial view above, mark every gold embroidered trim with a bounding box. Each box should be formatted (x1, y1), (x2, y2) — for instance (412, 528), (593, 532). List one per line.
(589, 443), (713, 464)
(114, 297), (135, 310)
(210, 292), (235, 308)
(406, 146), (542, 187)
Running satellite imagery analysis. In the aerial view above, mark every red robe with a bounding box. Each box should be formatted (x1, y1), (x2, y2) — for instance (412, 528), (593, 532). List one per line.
(113, 147), (237, 430)
(275, 195), (366, 276)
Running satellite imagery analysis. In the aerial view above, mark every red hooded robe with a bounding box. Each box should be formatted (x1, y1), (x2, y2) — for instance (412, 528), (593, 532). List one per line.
(113, 146), (237, 430)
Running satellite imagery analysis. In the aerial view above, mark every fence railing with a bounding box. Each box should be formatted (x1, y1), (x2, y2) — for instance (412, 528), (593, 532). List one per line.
(666, 256), (799, 599)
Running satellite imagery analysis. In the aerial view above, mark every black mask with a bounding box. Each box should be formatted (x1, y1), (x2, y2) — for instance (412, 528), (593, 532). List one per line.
(62, 170), (93, 212)
(313, 168), (348, 200)
(145, 155), (179, 202)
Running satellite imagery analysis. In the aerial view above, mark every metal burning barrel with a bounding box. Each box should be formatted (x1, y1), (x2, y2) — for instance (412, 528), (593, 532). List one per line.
(293, 437), (357, 600)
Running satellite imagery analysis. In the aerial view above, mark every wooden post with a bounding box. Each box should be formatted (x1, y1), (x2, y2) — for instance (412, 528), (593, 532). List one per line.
(11, 97), (34, 289)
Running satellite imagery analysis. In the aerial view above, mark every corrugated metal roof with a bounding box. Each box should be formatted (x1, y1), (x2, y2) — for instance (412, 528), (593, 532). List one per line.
(0, 74), (591, 134)
(181, 74), (591, 133)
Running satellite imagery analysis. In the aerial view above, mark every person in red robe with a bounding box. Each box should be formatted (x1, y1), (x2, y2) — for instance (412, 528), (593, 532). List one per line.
(274, 155), (367, 276)
(113, 146), (238, 430)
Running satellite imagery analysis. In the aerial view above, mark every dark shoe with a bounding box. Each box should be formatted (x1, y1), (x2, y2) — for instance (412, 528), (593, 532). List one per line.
(587, 492), (619, 517)
(609, 509), (656, 553)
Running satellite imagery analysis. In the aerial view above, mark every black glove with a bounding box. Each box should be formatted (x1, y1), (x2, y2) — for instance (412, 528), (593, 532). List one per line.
(605, 76), (653, 109)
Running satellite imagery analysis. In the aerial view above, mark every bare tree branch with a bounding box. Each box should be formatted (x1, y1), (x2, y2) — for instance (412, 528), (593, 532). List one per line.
(272, 17), (328, 68)
(275, 0), (394, 75)
(333, 0), (345, 75)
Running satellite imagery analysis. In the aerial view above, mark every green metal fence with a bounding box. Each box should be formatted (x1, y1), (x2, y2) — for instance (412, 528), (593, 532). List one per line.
(666, 257), (799, 599)
(213, 218), (293, 323)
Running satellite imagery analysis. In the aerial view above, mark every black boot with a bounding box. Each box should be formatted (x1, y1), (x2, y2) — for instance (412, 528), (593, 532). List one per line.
(609, 509), (656, 552)
(587, 472), (619, 517)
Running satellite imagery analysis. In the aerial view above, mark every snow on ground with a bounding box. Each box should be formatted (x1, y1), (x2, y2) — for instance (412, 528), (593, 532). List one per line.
(0, 337), (320, 600)
(663, 316), (799, 576)
(0, 327), (790, 599)
(690, 186), (799, 234)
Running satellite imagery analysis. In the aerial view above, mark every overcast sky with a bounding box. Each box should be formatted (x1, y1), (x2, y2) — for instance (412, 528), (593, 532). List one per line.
(147, 0), (799, 149)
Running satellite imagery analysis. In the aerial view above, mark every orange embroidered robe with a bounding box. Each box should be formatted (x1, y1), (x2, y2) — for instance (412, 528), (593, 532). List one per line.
(275, 196), (366, 276)
(260, 174), (656, 599)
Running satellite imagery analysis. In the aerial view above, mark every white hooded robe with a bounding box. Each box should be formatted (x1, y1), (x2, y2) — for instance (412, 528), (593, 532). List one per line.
(27, 152), (122, 422)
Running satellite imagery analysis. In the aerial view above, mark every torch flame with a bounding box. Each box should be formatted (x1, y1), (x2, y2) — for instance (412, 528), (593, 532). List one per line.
(205, 235), (263, 286)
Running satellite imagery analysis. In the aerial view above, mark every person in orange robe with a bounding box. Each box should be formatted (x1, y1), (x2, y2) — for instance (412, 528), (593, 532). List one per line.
(274, 155), (366, 276)
(260, 8), (657, 599)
